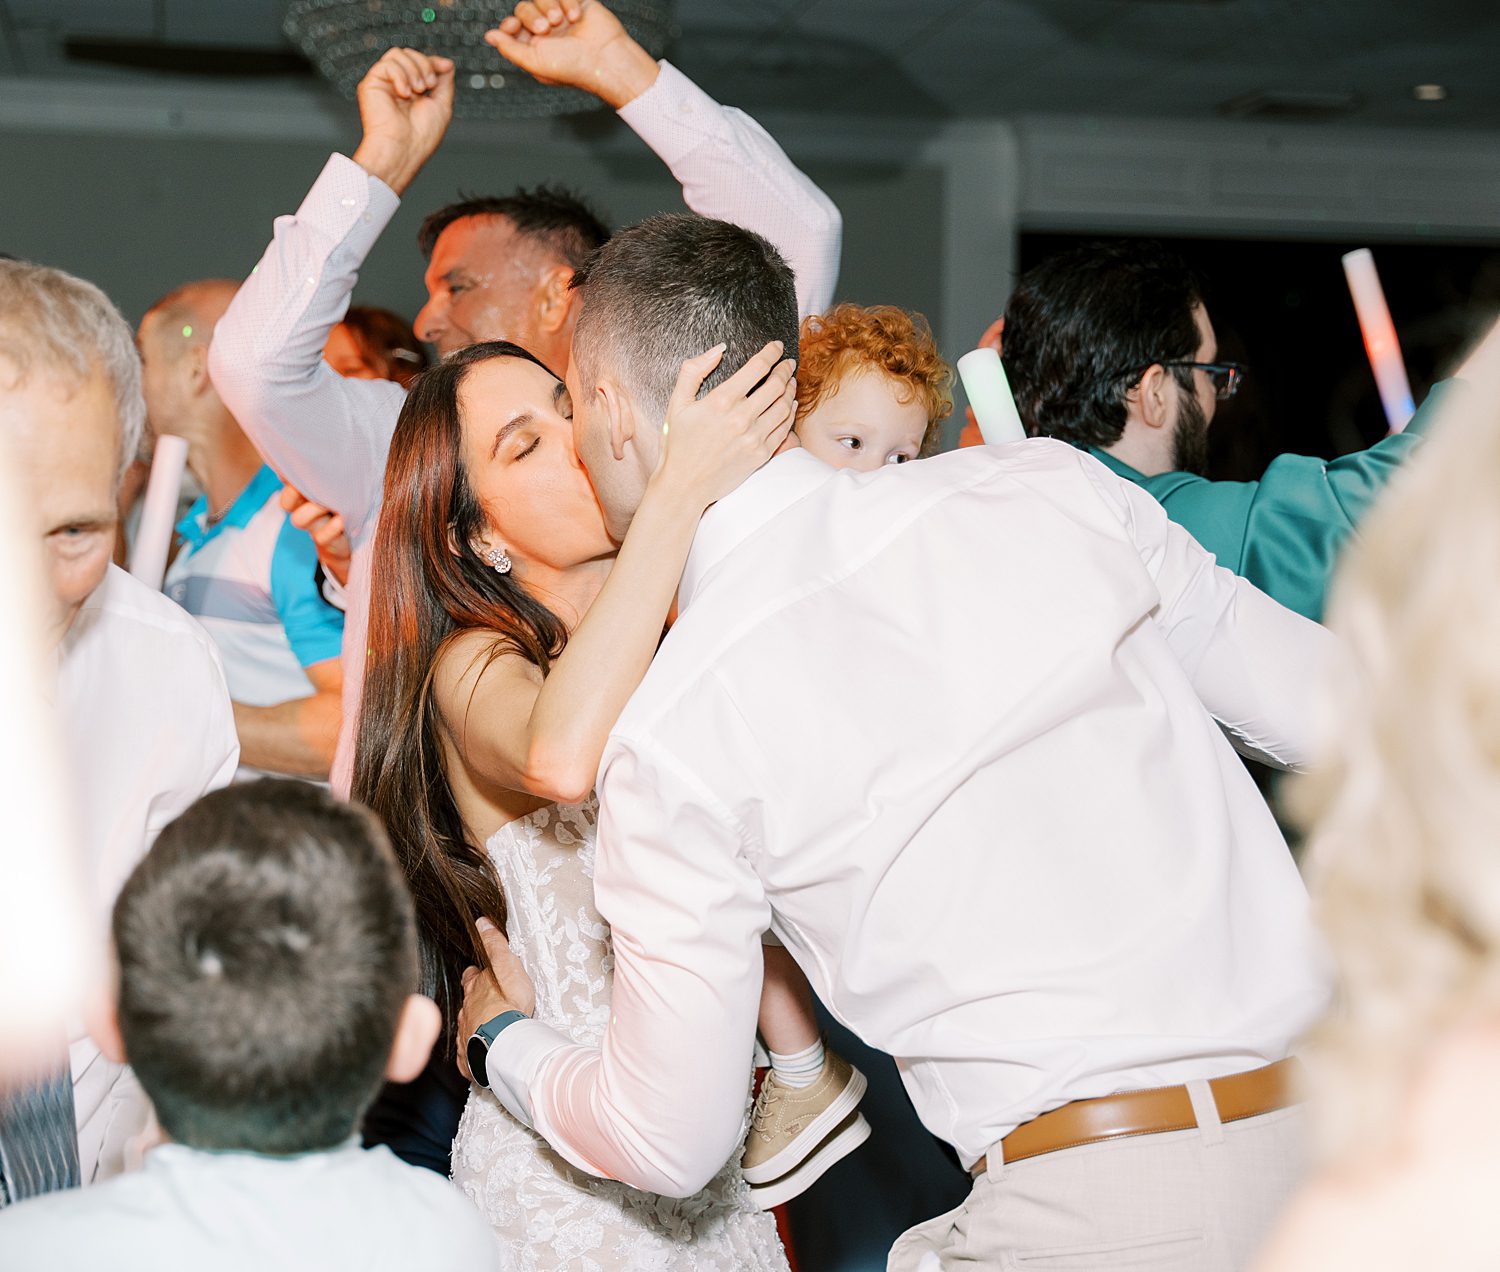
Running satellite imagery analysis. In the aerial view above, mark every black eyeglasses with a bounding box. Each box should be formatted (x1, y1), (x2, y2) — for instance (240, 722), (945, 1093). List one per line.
(1159, 360), (1246, 401)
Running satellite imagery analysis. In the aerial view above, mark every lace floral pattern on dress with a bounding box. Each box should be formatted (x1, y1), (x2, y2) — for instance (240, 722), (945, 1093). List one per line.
(451, 797), (788, 1272)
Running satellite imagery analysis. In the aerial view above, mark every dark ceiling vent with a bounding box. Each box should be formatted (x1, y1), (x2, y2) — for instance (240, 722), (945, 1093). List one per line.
(1218, 90), (1363, 122)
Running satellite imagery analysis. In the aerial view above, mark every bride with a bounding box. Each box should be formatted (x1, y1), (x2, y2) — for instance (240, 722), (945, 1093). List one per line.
(352, 337), (796, 1269)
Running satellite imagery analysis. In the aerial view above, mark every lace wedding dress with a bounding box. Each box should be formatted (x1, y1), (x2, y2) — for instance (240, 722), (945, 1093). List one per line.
(451, 797), (789, 1271)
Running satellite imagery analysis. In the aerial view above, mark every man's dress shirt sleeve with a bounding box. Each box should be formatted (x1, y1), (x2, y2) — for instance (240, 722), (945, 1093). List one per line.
(487, 733), (770, 1199)
(1083, 454), (1336, 770)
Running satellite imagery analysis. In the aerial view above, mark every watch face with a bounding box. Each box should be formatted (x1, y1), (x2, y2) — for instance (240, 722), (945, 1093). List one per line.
(466, 1034), (489, 1089)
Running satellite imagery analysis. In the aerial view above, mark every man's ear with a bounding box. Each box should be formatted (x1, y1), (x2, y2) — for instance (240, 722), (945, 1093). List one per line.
(534, 266), (577, 337)
(598, 377), (636, 463)
(185, 343), (213, 398)
(386, 994), (442, 1083)
(1131, 364), (1173, 432)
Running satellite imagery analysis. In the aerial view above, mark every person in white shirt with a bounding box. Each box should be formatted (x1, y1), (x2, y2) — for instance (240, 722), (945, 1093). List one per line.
(455, 213), (1338, 1271)
(0, 780), (500, 1272)
(0, 260), (239, 1195)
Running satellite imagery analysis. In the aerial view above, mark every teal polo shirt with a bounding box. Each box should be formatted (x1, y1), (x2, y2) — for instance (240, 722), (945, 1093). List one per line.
(1089, 379), (1459, 622)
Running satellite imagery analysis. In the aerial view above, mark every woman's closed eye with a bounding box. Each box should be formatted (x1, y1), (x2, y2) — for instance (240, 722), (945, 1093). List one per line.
(512, 435), (540, 461)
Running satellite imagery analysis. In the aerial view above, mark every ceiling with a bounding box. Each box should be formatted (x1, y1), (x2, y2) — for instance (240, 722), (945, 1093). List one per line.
(1, 0), (1497, 129)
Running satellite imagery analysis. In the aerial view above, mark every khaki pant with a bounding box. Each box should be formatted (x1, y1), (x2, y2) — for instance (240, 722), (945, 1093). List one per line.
(888, 1093), (1306, 1271)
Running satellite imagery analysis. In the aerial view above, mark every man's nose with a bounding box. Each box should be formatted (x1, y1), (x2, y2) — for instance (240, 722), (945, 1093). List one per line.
(415, 297), (444, 345)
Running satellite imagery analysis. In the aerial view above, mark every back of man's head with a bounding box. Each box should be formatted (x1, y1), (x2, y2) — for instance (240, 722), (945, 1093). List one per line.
(112, 780), (418, 1155)
(0, 258), (143, 482)
(570, 212), (800, 424)
(143, 279), (240, 366)
(1002, 241), (1203, 450)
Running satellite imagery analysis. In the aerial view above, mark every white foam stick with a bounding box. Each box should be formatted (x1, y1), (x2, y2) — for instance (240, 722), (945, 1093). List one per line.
(1342, 248), (1416, 433)
(129, 433), (190, 590)
(957, 347), (1027, 444)
(0, 442), (93, 1080)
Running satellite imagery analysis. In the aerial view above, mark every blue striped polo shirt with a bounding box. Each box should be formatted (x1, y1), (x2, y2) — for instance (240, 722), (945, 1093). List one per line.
(164, 465), (344, 713)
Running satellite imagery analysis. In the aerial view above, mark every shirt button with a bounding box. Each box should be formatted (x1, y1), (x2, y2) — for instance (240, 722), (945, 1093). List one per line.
(341, 196), (356, 208)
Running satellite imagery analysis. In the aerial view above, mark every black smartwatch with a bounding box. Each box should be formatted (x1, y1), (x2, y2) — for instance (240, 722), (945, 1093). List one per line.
(466, 1010), (530, 1090)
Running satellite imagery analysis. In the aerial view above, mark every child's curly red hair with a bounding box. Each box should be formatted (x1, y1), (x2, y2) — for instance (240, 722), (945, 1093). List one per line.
(796, 304), (954, 456)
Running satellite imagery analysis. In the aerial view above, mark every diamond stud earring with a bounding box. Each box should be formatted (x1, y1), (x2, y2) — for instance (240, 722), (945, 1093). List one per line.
(485, 546), (512, 575)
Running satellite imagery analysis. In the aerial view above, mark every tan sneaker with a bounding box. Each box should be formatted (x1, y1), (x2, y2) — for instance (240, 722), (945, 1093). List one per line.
(743, 1051), (871, 1210)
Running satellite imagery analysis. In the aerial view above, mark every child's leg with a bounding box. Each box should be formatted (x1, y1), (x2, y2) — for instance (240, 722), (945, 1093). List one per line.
(758, 942), (821, 1070)
(745, 941), (871, 1206)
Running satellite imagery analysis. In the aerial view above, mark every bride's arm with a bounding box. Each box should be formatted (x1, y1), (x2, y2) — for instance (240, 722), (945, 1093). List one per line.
(435, 342), (797, 804)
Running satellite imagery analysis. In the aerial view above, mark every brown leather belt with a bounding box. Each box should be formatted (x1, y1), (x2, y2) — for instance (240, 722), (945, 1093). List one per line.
(971, 1058), (1301, 1176)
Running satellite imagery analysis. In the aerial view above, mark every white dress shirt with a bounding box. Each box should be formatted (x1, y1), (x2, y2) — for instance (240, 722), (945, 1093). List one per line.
(208, 60), (843, 796)
(56, 565), (239, 1181)
(0, 1139), (500, 1271)
(489, 441), (1335, 1196)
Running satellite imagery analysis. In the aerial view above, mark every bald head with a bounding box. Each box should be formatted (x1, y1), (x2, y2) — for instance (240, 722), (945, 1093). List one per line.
(138, 279), (242, 450)
(143, 278), (240, 359)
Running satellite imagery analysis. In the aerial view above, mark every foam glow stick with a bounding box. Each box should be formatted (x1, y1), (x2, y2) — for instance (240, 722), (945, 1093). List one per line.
(957, 347), (1027, 444)
(1342, 248), (1415, 433)
(129, 433), (189, 590)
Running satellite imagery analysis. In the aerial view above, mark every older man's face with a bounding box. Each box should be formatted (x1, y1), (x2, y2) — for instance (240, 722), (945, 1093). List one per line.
(0, 364), (119, 641)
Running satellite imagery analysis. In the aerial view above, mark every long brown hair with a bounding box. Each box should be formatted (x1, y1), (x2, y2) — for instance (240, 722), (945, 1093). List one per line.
(353, 341), (569, 1037)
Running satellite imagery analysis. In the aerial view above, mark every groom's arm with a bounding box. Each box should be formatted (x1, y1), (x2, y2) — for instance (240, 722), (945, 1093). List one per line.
(480, 734), (770, 1198)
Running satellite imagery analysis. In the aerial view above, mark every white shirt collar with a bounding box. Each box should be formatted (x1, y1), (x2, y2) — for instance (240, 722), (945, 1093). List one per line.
(678, 448), (835, 612)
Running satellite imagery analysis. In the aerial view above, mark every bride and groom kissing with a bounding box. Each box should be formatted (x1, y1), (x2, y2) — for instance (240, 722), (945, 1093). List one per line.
(364, 209), (1334, 1270)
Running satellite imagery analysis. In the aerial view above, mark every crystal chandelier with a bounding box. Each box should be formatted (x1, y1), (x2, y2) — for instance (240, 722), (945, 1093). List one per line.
(283, 0), (675, 119)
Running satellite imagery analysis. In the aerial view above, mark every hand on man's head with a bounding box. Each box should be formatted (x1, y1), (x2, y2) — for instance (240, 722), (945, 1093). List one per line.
(351, 47), (456, 196)
(486, 1), (659, 110)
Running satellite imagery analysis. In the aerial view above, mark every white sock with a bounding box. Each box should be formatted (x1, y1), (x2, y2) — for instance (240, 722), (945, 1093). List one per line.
(768, 1038), (825, 1089)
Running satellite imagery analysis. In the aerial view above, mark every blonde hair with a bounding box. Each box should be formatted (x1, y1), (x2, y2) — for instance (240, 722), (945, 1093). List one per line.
(1295, 376), (1500, 1160)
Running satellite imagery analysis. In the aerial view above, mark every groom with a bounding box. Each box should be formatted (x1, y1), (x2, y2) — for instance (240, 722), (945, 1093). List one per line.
(458, 213), (1335, 1269)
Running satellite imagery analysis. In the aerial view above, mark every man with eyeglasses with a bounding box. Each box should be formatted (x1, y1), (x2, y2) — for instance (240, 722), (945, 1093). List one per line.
(993, 239), (1489, 622)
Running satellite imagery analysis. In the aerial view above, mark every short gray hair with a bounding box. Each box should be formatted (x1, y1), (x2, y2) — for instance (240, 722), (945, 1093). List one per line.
(0, 259), (145, 482)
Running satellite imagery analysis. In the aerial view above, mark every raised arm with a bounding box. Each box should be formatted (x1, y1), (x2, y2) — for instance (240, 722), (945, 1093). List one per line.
(208, 50), (454, 543)
(1083, 452), (1336, 769)
(435, 345), (795, 805)
(489, 1), (842, 317)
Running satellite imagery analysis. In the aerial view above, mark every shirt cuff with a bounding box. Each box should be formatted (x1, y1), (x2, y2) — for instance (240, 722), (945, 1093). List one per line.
(616, 60), (727, 170)
(295, 153), (403, 263)
(485, 1017), (573, 1130)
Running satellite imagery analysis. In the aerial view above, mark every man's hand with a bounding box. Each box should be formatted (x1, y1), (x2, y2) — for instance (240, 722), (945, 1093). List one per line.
(455, 918), (538, 1080)
(350, 47), (456, 195)
(279, 484), (352, 588)
(486, 1), (659, 110)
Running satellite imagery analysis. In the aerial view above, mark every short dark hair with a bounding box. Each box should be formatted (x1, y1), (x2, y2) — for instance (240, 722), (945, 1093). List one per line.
(1002, 241), (1205, 449)
(112, 781), (418, 1155)
(417, 185), (609, 270)
(570, 212), (800, 423)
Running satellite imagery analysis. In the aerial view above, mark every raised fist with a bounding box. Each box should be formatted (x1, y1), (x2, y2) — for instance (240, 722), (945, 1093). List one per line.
(486, 1), (658, 110)
(351, 47), (455, 196)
